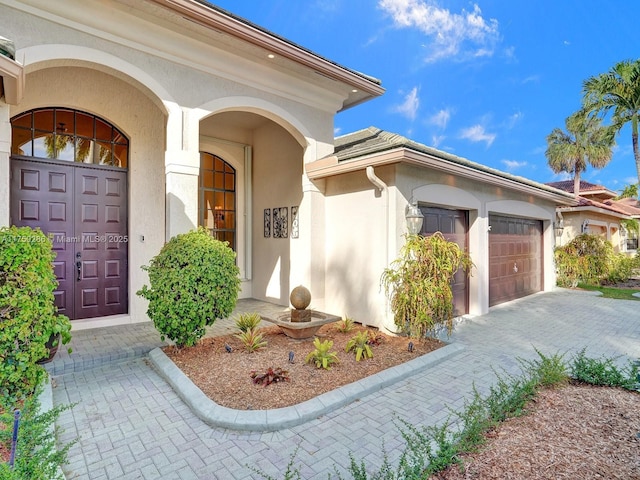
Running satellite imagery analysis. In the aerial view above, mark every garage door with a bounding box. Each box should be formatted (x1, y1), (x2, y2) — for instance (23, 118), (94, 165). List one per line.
(489, 215), (542, 306)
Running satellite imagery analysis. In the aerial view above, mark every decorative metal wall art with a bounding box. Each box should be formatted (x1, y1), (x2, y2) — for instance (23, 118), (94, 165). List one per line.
(264, 209), (271, 237)
(291, 206), (299, 238)
(273, 207), (288, 238)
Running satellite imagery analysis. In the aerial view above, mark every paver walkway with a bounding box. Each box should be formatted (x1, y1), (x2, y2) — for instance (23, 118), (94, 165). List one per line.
(50, 290), (640, 479)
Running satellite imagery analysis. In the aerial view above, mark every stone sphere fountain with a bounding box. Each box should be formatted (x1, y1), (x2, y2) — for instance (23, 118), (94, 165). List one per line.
(260, 286), (340, 339)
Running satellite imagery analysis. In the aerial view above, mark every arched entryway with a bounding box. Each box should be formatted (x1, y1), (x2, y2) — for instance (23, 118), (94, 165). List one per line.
(10, 108), (129, 320)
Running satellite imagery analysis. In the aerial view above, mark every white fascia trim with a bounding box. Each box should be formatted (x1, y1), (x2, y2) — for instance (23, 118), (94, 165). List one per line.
(557, 205), (630, 220)
(307, 148), (576, 205)
(0, 53), (24, 105)
(5, 0), (350, 113)
(151, 0), (384, 96)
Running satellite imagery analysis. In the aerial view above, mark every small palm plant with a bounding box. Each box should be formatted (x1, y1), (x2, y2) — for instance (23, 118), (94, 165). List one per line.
(305, 338), (339, 370)
(235, 327), (267, 352)
(235, 312), (262, 332)
(345, 330), (373, 361)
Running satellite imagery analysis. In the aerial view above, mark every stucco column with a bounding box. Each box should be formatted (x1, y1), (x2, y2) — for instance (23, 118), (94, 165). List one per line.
(164, 106), (199, 240)
(290, 172), (326, 309)
(0, 102), (10, 227)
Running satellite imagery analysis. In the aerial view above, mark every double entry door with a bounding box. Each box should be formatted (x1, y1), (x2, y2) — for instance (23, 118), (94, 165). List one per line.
(10, 158), (128, 320)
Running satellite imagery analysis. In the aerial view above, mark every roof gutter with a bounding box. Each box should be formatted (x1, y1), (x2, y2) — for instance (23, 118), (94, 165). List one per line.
(307, 148), (577, 206)
(557, 205), (631, 220)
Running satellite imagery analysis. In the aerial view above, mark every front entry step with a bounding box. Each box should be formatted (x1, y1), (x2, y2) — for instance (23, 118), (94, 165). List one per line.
(44, 322), (166, 377)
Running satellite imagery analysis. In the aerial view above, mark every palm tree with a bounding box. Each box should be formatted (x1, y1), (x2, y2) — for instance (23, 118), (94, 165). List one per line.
(616, 183), (639, 199)
(545, 111), (615, 196)
(582, 59), (640, 185)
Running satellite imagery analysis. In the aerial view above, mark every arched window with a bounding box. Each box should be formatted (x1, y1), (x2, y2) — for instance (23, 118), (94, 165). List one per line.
(199, 152), (236, 250)
(11, 108), (128, 168)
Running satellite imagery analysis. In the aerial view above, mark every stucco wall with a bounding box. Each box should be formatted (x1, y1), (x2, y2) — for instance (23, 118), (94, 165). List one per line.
(322, 162), (559, 332)
(251, 122), (304, 306)
(323, 165), (395, 328)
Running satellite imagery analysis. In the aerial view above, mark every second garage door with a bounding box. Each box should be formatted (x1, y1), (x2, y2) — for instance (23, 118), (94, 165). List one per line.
(489, 214), (543, 306)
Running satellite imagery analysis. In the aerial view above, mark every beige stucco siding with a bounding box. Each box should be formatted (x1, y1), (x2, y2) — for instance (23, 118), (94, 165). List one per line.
(251, 122), (304, 306)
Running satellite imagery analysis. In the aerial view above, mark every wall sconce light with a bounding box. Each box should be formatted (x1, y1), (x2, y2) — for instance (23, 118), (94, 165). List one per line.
(581, 219), (590, 233)
(554, 219), (564, 237)
(620, 224), (628, 239)
(405, 201), (424, 235)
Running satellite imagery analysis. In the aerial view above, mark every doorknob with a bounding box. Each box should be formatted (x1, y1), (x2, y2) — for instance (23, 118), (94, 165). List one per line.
(76, 261), (82, 281)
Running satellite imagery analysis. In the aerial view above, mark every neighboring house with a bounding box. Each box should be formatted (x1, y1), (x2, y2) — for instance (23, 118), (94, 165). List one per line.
(546, 180), (639, 254)
(607, 197), (640, 253)
(0, 1), (575, 334)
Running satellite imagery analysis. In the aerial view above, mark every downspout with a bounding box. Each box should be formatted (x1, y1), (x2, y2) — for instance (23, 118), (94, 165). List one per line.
(365, 166), (391, 331)
(556, 211), (564, 247)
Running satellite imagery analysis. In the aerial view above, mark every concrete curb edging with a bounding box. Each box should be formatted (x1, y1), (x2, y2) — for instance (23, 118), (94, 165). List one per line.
(148, 342), (465, 432)
(40, 374), (67, 480)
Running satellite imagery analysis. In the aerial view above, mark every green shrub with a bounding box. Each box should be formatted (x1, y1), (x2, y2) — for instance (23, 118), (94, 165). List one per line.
(555, 233), (613, 287)
(381, 232), (473, 338)
(604, 252), (640, 284)
(570, 348), (639, 390)
(0, 226), (71, 402)
(234, 312), (262, 332)
(137, 227), (240, 348)
(0, 386), (75, 480)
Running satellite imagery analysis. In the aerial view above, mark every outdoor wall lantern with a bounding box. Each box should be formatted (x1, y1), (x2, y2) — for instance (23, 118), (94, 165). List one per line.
(406, 201), (424, 235)
(554, 219), (564, 237)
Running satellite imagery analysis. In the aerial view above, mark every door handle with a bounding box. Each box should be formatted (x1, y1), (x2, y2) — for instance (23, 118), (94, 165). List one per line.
(76, 261), (82, 281)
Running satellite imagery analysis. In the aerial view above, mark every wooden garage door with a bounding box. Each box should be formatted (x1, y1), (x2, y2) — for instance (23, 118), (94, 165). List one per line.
(489, 215), (543, 306)
(421, 206), (469, 316)
(10, 158), (128, 320)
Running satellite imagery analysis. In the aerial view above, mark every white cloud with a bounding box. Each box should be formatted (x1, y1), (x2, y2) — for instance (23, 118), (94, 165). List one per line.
(522, 75), (541, 84)
(459, 124), (496, 146)
(378, 0), (500, 62)
(334, 126), (342, 136)
(502, 159), (527, 171)
(506, 111), (523, 129)
(432, 134), (445, 147)
(392, 86), (420, 120)
(428, 108), (451, 129)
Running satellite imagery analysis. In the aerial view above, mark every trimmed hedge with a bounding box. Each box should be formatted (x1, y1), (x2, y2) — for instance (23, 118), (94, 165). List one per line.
(137, 228), (241, 347)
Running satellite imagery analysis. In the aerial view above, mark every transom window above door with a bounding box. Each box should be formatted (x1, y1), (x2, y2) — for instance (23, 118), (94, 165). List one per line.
(199, 152), (236, 250)
(11, 108), (129, 168)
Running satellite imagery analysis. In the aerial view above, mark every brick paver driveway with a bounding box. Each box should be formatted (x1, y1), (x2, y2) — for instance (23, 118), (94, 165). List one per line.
(52, 290), (640, 479)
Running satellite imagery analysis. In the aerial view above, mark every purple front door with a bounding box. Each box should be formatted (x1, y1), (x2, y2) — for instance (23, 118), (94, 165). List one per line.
(10, 158), (128, 320)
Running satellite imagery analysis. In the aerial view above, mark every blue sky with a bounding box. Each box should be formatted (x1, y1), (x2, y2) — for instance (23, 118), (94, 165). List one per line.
(211, 0), (640, 193)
